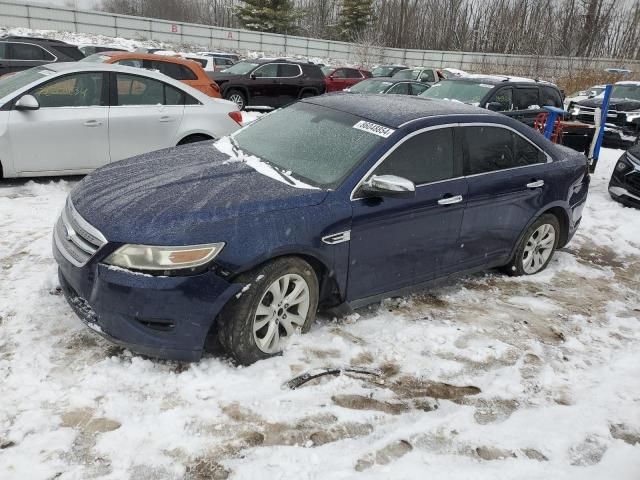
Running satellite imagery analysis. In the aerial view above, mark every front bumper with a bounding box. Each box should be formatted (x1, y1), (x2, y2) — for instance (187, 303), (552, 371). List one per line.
(54, 239), (243, 361)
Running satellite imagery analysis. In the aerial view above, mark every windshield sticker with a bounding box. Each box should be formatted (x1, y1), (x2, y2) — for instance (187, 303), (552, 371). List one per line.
(353, 120), (395, 138)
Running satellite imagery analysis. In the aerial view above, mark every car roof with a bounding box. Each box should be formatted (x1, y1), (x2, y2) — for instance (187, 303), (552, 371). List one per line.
(615, 81), (640, 86)
(303, 93), (501, 128)
(0, 36), (72, 45)
(442, 75), (555, 87)
(94, 51), (202, 67)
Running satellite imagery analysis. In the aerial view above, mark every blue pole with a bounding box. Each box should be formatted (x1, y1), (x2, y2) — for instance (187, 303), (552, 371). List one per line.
(589, 84), (613, 172)
(542, 107), (566, 139)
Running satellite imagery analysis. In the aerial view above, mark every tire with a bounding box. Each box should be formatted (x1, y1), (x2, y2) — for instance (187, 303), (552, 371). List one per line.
(503, 214), (560, 276)
(177, 134), (211, 146)
(300, 90), (316, 99)
(225, 89), (247, 110)
(217, 257), (319, 365)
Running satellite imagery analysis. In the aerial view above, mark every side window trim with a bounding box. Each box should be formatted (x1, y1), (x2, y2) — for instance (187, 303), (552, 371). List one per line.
(460, 123), (551, 179)
(8, 42), (56, 62)
(350, 123), (462, 201)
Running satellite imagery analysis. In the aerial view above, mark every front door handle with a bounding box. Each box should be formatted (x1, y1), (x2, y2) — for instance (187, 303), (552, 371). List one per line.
(83, 120), (102, 127)
(527, 180), (545, 189)
(159, 116), (173, 123)
(438, 195), (463, 206)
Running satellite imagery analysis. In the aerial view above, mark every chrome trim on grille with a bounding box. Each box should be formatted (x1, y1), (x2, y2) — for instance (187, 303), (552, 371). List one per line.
(610, 186), (640, 202)
(54, 198), (107, 267)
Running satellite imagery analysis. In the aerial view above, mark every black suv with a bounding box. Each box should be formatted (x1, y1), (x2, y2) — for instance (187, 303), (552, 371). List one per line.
(570, 81), (640, 149)
(209, 59), (325, 110)
(421, 75), (564, 126)
(0, 36), (84, 76)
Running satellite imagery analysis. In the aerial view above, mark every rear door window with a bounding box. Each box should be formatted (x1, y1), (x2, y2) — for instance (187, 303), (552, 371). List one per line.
(463, 126), (546, 174)
(279, 64), (301, 77)
(411, 83), (429, 95)
(374, 128), (456, 184)
(344, 68), (362, 79)
(515, 88), (540, 110)
(9, 43), (54, 61)
(150, 61), (197, 81)
(116, 73), (166, 106)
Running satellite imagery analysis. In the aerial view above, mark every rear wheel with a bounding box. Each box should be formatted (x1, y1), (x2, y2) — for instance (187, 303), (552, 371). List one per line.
(300, 90), (316, 99)
(177, 134), (211, 146)
(217, 257), (318, 365)
(225, 89), (247, 110)
(504, 214), (560, 276)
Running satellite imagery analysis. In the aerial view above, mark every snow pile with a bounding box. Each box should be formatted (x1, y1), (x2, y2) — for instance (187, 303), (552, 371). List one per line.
(0, 149), (639, 480)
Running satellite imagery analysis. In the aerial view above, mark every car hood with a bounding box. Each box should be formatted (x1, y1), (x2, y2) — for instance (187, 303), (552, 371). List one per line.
(71, 141), (328, 245)
(208, 72), (244, 82)
(577, 97), (640, 111)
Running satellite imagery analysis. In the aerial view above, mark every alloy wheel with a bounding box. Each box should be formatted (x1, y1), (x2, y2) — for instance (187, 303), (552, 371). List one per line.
(228, 93), (245, 110)
(253, 273), (310, 353)
(522, 223), (556, 274)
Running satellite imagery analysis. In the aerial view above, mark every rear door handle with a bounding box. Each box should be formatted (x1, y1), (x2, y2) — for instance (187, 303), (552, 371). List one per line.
(83, 120), (102, 127)
(526, 180), (545, 189)
(159, 116), (173, 123)
(438, 195), (463, 206)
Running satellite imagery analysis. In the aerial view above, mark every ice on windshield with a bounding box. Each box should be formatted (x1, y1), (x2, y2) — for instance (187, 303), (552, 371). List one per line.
(0, 67), (52, 100)
(231, 102), (385, 189)
(611, 84), (640, 101)
(350, 80), (394, 93)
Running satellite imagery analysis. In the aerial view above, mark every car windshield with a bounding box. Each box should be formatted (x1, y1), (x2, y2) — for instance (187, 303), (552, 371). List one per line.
(372, 66), (398, 77)
(222, 62), (258, 74)
(0, 67), (52, 100)
(321, 67), (333, 76)
(349, 79), (393, 93)
(611, 84), (640, 101)
(420, 80), (494, 104)
(393, 69), (419, 80)
(233, 102), (385, 189)
(80, 53), (112, 63)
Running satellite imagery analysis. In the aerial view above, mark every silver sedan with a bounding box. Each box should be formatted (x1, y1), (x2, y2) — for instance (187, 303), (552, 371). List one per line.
(0, 62), (241, 178)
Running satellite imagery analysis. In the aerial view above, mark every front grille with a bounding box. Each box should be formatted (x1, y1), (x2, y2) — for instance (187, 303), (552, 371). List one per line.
(575, 106), (625, 127)
(54, 199), (106, 267)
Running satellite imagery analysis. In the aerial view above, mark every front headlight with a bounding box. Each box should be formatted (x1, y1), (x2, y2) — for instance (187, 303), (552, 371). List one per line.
(104, 243), (225, 272)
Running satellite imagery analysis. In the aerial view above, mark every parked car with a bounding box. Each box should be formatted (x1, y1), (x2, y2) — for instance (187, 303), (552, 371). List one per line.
(570, 81), (640, 148)
(0, 36), (84, 76)
(78, 45), (128, 56)
(197, 51), (240, 63)
(609, 144), (640, 208)
(420, 75), (565, 127)
(183, 54), (234, 72)
(564, 85), (605, 109)
(371, 65), (407, 77)
(53, 94), (589, 364)
(346, 77), (430, 96)
(392, 67), (443, 84)
(0, 63), (241, 178)
(209, 59), (325, 110)
(81, 51), (221, 98)
(324, 67), (371, 92)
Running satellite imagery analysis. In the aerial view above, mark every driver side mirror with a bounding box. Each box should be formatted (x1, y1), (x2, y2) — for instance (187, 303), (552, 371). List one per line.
(15, 94), (40, 111)
(486, 101), (503, 112)
(360, 175), (416, 199)
(250, 73), (257, 80)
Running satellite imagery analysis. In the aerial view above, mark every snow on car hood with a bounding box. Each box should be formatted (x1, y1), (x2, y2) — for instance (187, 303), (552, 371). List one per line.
(70, 141), (328, 244)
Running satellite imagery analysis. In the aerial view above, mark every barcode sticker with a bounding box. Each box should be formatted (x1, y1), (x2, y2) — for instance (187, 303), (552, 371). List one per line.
(353, 120), (395, 138)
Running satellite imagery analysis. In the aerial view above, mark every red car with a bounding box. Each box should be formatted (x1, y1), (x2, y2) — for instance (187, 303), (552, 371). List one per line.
(323, 67), (372, 92)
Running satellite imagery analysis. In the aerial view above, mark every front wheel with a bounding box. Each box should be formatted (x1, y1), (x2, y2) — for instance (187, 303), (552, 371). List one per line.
(217, 257), (319, 365)
(503, 214), (560, 276)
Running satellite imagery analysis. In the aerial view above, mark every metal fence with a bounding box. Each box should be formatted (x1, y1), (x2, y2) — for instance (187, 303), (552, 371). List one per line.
(2, 0), (640, 78)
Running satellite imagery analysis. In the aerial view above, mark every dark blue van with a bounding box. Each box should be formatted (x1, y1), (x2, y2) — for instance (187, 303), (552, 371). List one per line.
(53, 94), (590, 364)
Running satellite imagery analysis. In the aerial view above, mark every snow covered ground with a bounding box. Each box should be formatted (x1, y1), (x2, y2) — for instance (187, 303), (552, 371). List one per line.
(0, 146), (639, 479)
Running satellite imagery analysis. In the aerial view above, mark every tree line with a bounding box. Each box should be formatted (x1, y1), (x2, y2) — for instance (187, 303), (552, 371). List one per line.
(101, 0), (640, 60)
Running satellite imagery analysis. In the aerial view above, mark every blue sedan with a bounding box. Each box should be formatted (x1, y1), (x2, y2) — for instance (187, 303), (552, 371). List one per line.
(53, 94), (590, 364)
